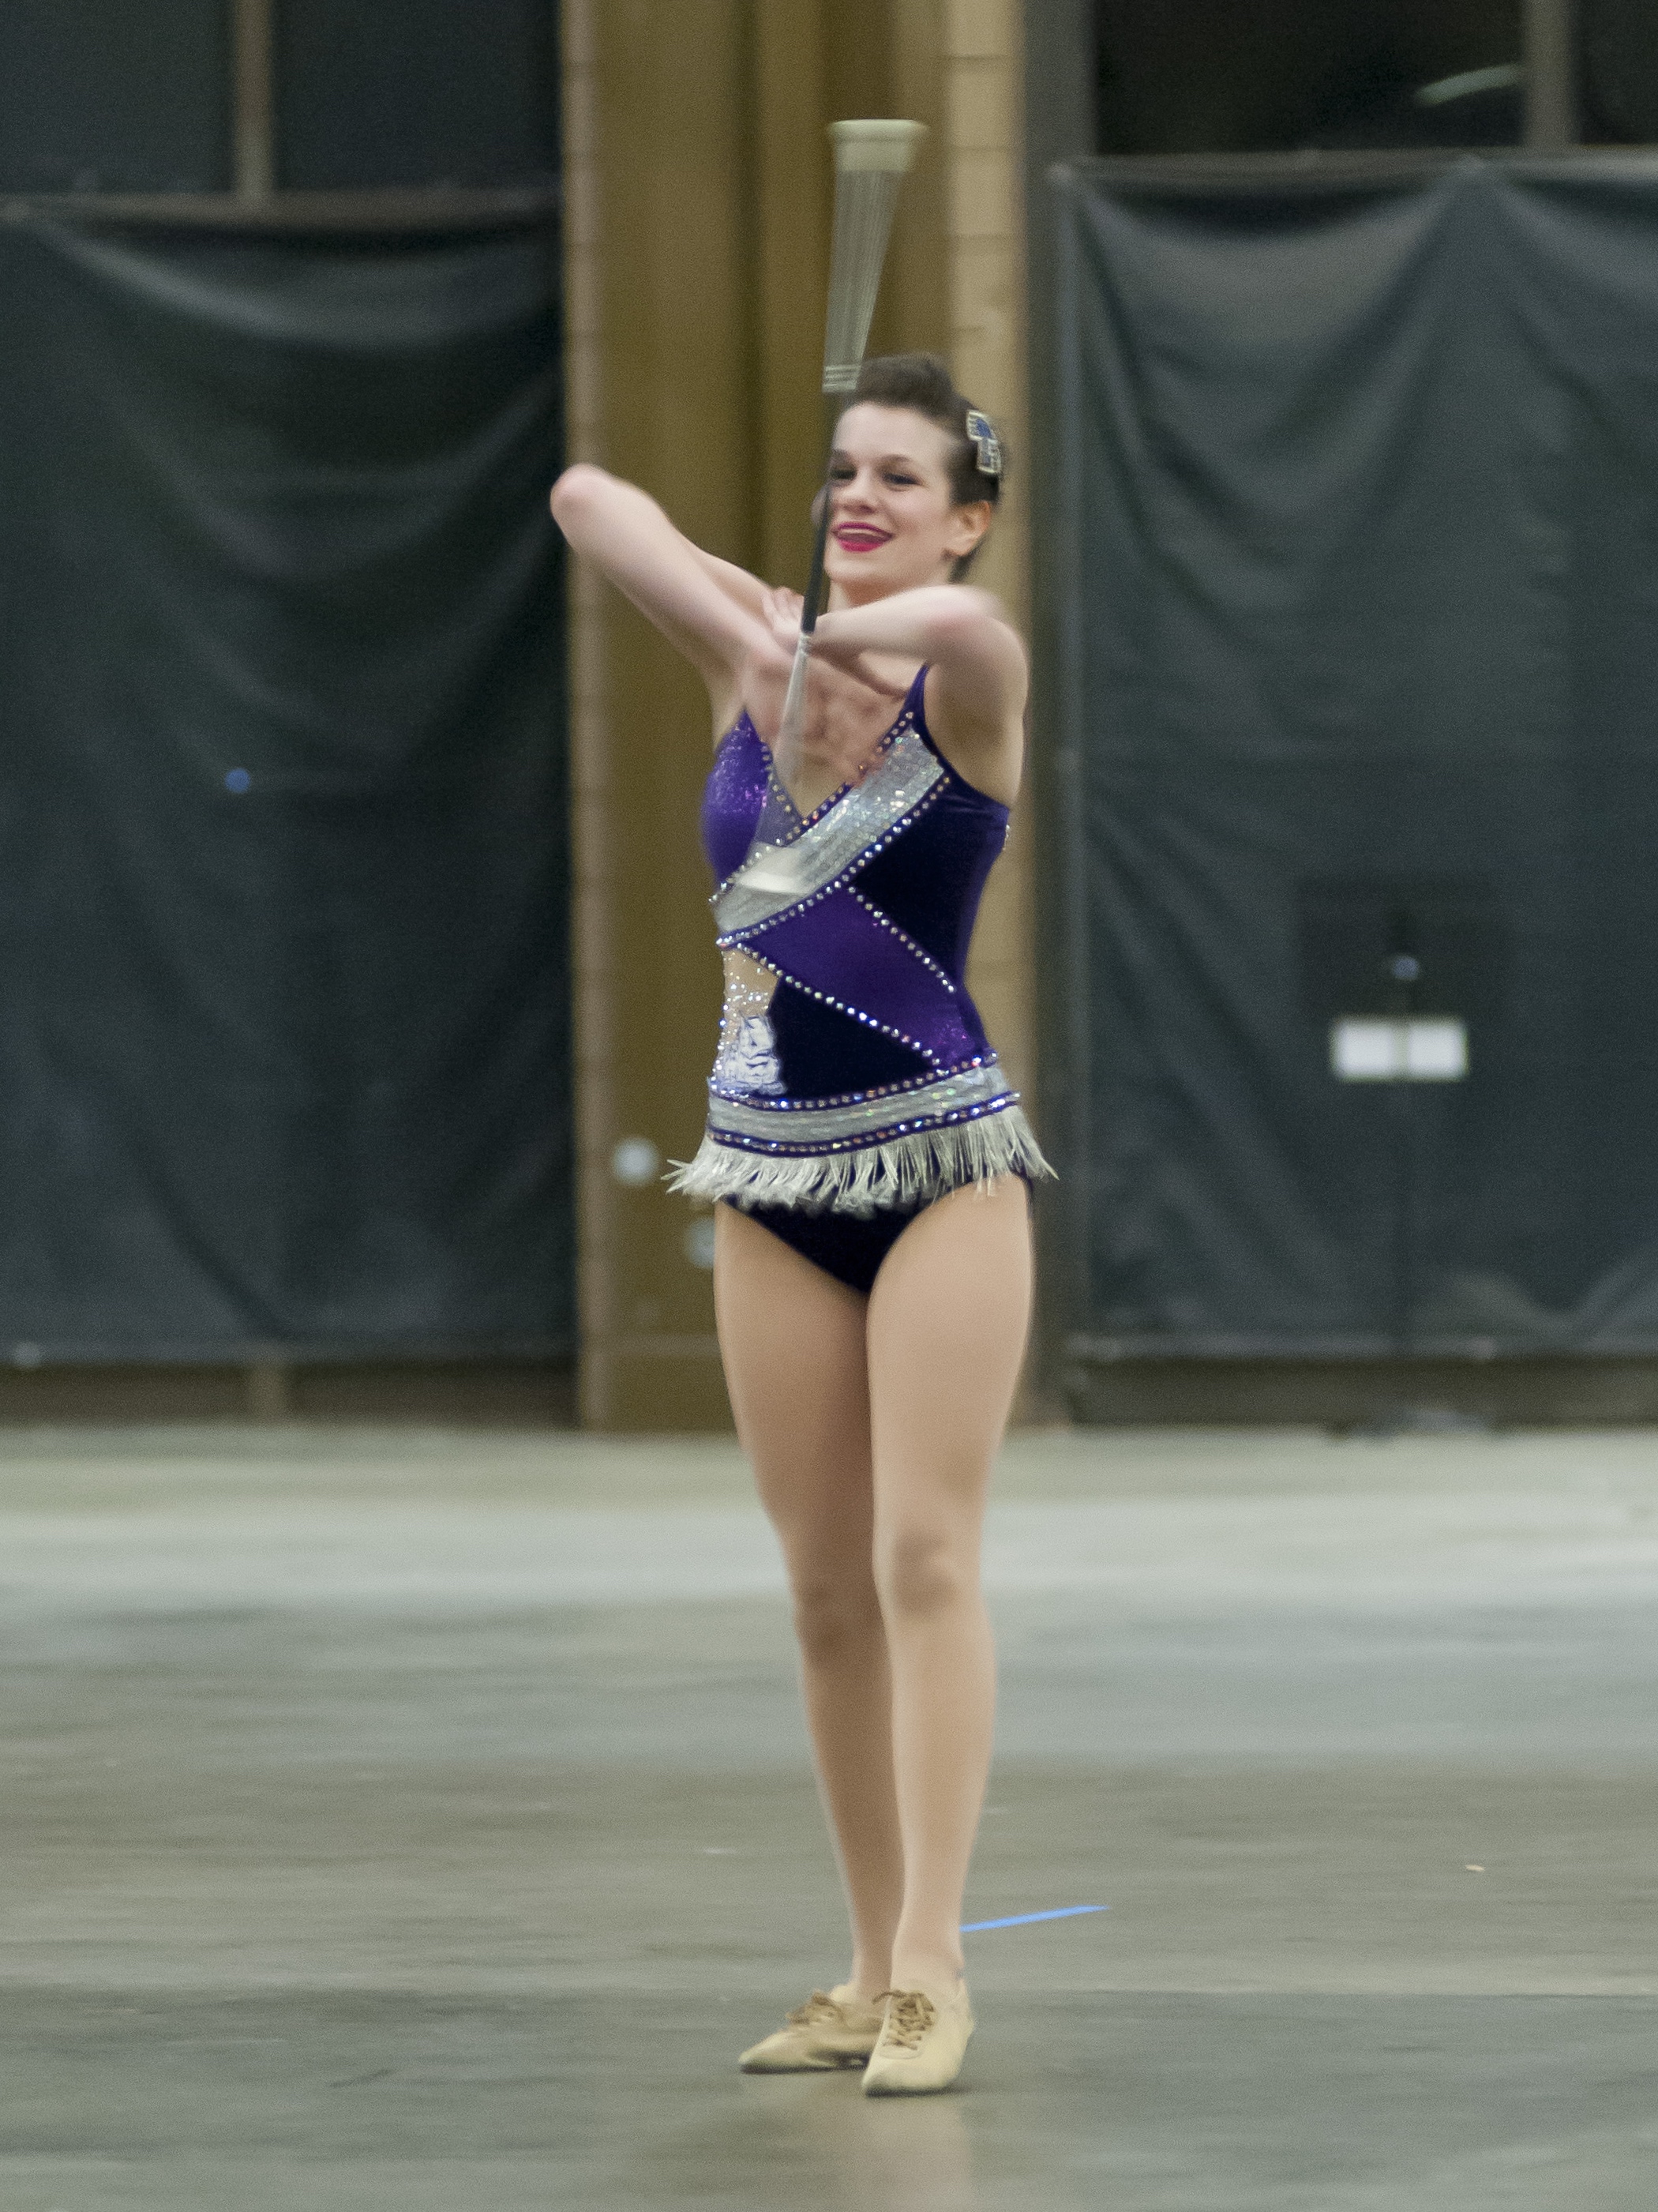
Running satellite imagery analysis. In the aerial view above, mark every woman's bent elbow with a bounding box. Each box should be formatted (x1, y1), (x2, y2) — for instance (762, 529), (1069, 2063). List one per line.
(549, 463), (608, 528)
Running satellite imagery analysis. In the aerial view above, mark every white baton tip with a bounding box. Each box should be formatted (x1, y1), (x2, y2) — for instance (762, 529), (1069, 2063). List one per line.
(830, 118), (927, 173)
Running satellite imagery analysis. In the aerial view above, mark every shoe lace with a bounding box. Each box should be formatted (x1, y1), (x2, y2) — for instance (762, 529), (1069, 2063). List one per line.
(876, 1989), (936, 2052)
(785, 1990), (846, 2028)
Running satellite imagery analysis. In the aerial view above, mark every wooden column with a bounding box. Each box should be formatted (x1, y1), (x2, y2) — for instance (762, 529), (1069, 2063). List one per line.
(233, 0), (279, 1420)
(561, 0), (619, 1426)
(231, 0), (276, 199)
(1021, 0), (1097, 1414)
(887, 2), (952, 355)
(564, 0), (760, 1428)
(752, 5), (831, 588)
(1524, 0), (1578, 150)
(944, 0), (1033, 1106)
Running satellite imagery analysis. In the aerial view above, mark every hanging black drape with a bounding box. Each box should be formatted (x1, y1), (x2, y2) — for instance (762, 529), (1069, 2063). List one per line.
(1052, 154), (1658, 1357)
(0, 212), (569, 1360)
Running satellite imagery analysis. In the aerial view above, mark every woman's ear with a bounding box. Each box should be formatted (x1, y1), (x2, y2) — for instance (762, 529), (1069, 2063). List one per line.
(944, 500), (993, 562)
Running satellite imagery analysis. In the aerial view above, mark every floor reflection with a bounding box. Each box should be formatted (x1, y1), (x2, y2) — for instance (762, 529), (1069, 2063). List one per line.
(628, 2069), (983, 2212)
(797, 2079), (979, 2212)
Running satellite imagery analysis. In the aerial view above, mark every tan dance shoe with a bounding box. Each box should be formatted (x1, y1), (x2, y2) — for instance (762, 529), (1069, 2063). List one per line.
(861, 1981), (975, 2095)
(737, 1984), (886, 2073)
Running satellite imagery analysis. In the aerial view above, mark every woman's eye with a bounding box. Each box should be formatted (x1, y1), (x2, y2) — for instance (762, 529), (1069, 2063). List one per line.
(886, 472), (918, 487)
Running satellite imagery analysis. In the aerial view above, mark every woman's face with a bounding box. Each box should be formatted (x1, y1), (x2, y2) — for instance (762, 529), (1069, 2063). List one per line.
(821, 404), (991, 602)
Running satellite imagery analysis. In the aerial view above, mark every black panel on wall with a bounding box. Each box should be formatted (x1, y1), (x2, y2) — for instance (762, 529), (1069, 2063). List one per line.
(1093, 0), (1524, 154)
(278, 0), (561, 190)
(0, 0), (229, 193)
(1583, 0), (1658, 142)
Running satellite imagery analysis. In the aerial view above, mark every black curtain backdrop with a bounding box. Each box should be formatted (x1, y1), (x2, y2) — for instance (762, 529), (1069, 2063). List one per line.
(1053, 154), (1658, 1358)
(0, 214), (570, 1361)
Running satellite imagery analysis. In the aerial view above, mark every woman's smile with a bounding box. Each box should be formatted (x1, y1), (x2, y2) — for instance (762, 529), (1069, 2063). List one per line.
(832, 521), (893, 553)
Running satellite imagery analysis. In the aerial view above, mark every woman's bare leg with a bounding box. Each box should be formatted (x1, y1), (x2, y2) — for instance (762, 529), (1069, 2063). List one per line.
(715, 1203), (904, 1999)
(865, 1177), (1032, 1996)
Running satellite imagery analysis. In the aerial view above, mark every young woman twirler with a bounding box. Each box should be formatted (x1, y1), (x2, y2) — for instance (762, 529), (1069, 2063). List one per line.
(552, 351), (1051, 2095)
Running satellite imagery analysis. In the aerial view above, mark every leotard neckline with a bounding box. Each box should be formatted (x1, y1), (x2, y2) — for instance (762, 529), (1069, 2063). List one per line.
(717, 667), (928, 833)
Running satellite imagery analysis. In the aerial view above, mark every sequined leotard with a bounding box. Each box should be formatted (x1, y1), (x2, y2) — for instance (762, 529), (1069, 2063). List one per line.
(670, 667), (1050, 1292)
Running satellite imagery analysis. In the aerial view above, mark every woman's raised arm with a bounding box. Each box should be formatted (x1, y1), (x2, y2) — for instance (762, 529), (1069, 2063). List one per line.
(550, 465), (778, 716)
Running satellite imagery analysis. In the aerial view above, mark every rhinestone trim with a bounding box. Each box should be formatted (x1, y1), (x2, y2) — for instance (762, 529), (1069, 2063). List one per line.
(718, 962), (951, 1067)
(707, 1061), (1015, 1154)
(845, 888), (958, 991)
(714, 721), (945, 937)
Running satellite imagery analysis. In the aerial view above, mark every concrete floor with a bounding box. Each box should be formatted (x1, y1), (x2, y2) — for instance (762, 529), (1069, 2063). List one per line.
(2, 1425), (1655, 2210)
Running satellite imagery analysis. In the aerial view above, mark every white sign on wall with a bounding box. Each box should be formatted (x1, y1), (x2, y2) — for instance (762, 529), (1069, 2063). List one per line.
(1331, 1017), (1469, 1082)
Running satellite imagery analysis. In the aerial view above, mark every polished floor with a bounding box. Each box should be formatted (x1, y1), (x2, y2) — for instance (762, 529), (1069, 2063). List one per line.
(2, 1424), (1655, 2210)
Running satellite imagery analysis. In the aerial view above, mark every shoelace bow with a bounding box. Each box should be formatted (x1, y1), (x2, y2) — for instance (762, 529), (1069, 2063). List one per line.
(875, 1990), (936, 2051)
(785, 1990), (846, 2027)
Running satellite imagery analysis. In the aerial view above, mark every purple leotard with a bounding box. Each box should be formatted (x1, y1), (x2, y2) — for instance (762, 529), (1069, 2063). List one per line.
(670, 667), (1048, 1291)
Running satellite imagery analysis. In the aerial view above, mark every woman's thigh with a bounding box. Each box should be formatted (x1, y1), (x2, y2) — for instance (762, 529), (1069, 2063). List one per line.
(714, 1202), (875, 1568)
(865, 1177), (1033, 1534)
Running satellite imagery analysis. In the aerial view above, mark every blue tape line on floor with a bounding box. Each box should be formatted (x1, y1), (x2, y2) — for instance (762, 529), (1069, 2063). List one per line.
(961, 1905), (1108, 1933)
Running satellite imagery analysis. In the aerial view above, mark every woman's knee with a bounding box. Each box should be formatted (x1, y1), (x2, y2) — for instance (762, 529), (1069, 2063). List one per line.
(788, 1557), (883, 1662)
(873, 1520), (975, 1625)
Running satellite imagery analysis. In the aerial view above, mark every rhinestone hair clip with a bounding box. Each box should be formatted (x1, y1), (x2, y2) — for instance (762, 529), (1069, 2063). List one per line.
(965, 409), (1002, 479)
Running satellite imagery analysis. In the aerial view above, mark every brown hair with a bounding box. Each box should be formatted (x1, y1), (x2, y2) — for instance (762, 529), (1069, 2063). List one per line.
(842, 352), (1003, 577)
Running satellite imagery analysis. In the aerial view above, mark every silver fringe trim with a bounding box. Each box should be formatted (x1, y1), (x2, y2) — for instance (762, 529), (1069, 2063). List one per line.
(667, 1104), (1054, 1219)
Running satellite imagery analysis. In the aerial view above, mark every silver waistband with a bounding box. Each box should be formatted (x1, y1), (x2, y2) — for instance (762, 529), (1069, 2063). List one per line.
(714, 722), (945, 937)
(707, 1061), (1015, 1152)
